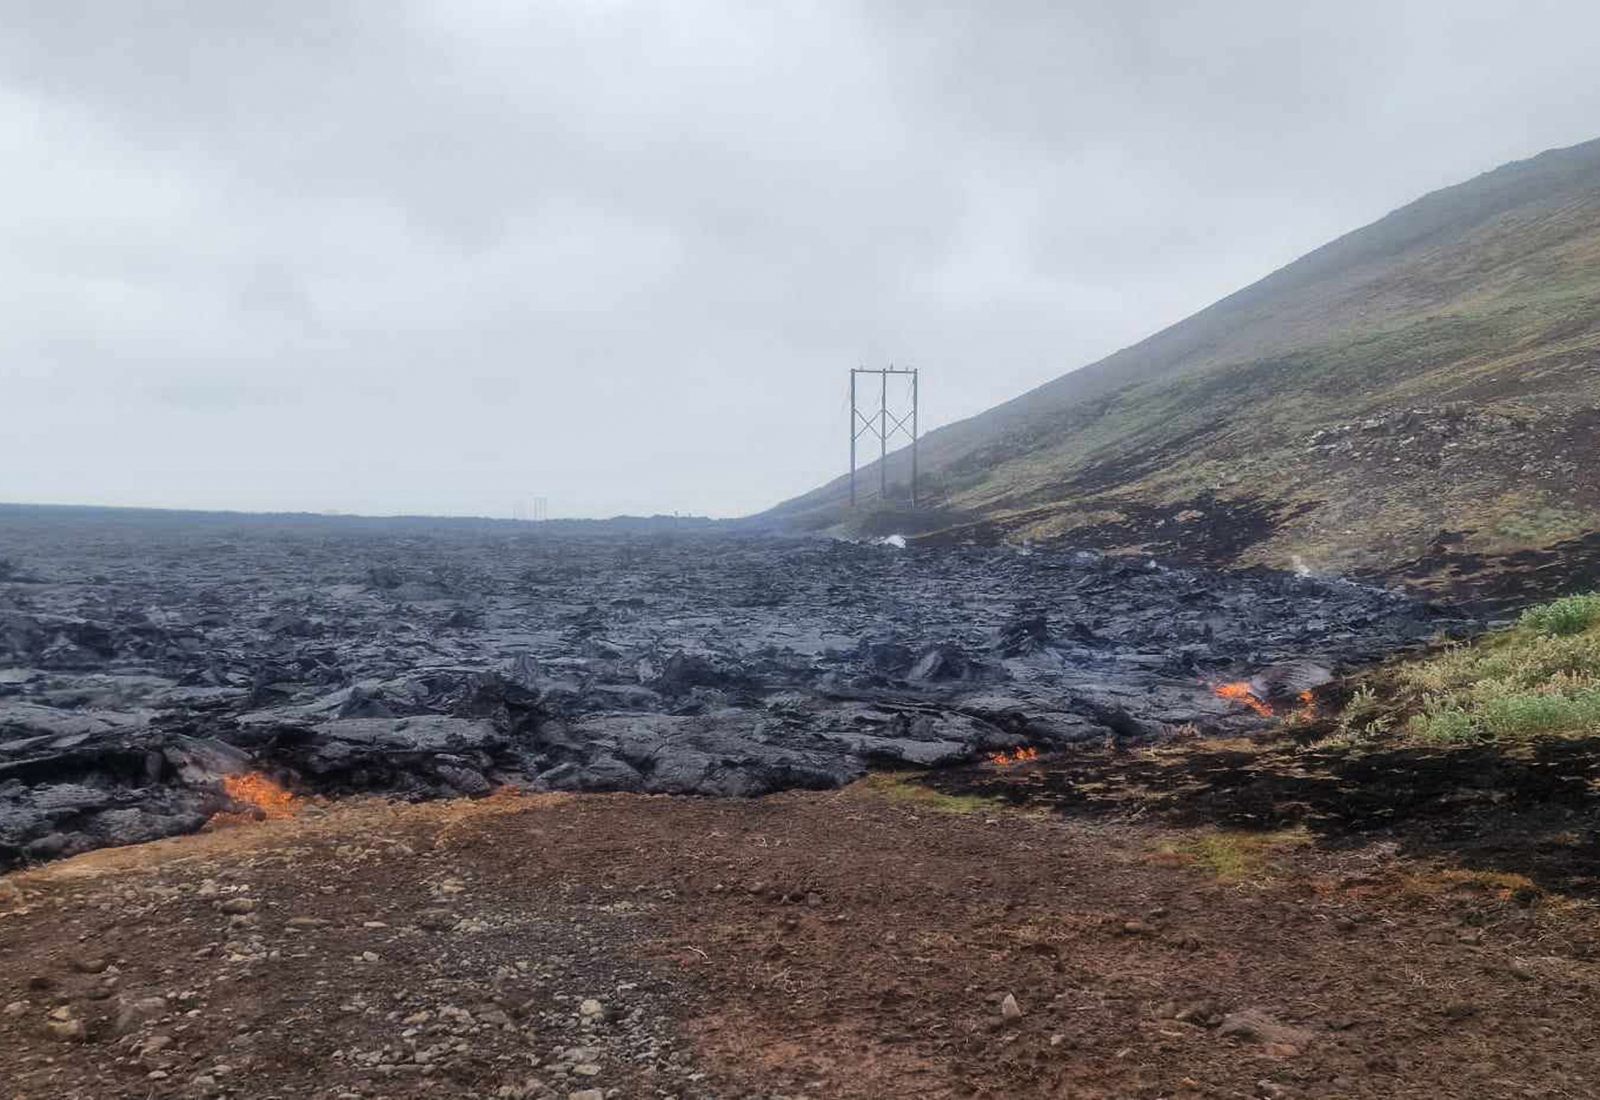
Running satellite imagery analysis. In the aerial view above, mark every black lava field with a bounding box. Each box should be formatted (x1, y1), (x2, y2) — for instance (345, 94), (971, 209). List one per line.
(0, 506), (1474, 866)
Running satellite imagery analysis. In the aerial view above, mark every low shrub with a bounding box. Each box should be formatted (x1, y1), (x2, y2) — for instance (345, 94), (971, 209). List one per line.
(1520, 593), (1600, 637)
(1408, 706), (1480, 744)
(1391, 591), (1600, 745)
(1479, 689), (1600, 738)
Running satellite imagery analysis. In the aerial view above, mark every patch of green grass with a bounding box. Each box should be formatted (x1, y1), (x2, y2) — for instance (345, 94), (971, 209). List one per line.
(854, 773), (1002, 815)
(1158, 829), (1310, 883)
(1498, 506), (1591, 544)
(1395, 592), (1600, 744)
(1521, 593), (1600, 636)
(1480, 690), (1600, 737)
(1406, 705), (1481, 744)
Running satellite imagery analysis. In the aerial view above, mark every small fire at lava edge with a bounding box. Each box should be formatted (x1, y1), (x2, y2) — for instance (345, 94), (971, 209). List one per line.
(206, 773), (301, 829)
(1211, 682), (1317, 720)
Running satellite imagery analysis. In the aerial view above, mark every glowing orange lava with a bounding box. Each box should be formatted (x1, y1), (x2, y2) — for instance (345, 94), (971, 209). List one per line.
(1213, 682), (1274, 718)
(988, 747), (1040, 767)
(221, 772), (299, 819)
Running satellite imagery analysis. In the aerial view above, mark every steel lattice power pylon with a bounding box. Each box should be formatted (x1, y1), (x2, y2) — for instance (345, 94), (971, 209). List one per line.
(511, 497), (548, 522)
(849, 366), (918, 508)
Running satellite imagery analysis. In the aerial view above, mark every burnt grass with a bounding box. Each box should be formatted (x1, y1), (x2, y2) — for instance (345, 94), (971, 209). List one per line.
(919, 734), (1600, 897)
(921, 493), (1319, 569)
(1381, 527), (1600, 614)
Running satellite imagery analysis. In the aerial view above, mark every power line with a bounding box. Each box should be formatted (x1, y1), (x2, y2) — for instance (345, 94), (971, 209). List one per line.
(848, 366), (919, 508)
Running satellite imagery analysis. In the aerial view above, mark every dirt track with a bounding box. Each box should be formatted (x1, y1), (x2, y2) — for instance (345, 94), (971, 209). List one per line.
(3, 772), (1597, 1100)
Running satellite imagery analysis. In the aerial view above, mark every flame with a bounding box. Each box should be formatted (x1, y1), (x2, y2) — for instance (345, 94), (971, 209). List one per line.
(219, 772), (299, 820)
(988, 747), (1040, 767)
(1296, 689), (1318, 717)
(1213, 682), (1274, 718)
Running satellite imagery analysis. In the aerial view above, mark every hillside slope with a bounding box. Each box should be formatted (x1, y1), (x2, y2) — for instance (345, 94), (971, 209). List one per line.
(765, 137), (1600, 600)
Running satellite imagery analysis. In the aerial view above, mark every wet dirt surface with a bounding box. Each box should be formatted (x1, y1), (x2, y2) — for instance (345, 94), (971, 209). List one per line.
(2, 785), (1596, 1099)
(0, 794), (716, 1100)
(1, 506), (1470, 866)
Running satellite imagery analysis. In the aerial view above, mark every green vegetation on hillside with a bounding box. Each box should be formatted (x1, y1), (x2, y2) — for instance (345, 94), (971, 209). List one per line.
(1324, 593), (1600, 747)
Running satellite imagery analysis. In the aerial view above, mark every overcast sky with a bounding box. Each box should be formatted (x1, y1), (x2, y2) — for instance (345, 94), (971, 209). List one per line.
(3, 1), (1599, 518)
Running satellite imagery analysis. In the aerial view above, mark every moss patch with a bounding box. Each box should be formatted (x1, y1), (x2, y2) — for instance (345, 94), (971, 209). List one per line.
(1155, 828), (1312, 884)
(853, 772), (1005, 815)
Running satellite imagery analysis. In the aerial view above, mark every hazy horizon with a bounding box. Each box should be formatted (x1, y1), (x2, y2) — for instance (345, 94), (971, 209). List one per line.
(5, 2), (1600, 519)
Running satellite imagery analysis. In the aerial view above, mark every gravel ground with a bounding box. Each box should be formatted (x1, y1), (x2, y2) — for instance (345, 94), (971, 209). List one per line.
(3, 775), (1597, 1100)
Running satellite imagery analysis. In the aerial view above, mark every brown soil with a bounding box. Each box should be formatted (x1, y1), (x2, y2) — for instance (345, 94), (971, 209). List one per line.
(4, 770), (1598, 1100)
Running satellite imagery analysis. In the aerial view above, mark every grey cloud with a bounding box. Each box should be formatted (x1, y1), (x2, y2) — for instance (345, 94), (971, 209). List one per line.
(2, 1), (1598, 516)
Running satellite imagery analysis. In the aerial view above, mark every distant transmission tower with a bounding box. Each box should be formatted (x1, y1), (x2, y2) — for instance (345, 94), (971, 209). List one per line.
(849, 366), (919, 507)
(512, 497), (549, 522)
